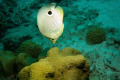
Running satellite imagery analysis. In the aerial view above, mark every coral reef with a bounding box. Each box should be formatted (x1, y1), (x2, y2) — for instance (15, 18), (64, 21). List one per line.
(86, 27), (106, 44)
(0, 40), (42, 78)
(1, 0), (40, 52)
(3, 39), (22, 52)
(104, 56), (120, 72)
(84, 47), (120, 80)
(0, 0), (120, 80)
(16, 40), (42, 58)
(2, 34), (33, 52)
(18, 47), (90, 80)
(16, 53), (37, 71)
(0, 16), (6, 38)
(0, 43), (4, 51)
(0, 51), (16, 76)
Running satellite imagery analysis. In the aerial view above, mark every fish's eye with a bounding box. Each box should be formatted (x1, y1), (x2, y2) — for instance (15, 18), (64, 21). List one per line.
(48, 11), (52, 16)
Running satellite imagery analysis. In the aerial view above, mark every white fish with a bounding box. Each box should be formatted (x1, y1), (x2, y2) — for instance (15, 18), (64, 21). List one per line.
(37, 3), (64, 44)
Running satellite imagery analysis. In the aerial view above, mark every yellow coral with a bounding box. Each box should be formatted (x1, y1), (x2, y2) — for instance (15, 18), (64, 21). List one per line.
(18, 47), (90, 80)
(18, 66), (30, 80)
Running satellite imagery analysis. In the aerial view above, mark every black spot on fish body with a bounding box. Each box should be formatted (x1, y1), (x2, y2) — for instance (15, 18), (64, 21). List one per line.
(52, 39), (54, 40)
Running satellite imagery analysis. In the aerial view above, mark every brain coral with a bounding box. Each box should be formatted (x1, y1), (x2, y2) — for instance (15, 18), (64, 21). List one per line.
(86, 27), (106, 44)
(16, 40), (42, 58)
(18, 47), (90, 80)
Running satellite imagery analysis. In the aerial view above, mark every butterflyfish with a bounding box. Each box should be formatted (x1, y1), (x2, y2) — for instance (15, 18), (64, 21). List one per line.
(37, 3), (64, 44)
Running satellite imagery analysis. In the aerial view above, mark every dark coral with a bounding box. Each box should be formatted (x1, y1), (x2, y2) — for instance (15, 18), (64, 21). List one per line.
(86, 27), (106, 44)
(16, 40), (42, 58)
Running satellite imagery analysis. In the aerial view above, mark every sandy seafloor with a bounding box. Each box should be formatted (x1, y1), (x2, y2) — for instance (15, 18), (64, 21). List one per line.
(1, 0), (120, 79)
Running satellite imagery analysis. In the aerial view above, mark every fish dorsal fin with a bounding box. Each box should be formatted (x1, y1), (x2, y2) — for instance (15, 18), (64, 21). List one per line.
(55, 6), (63, 19)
